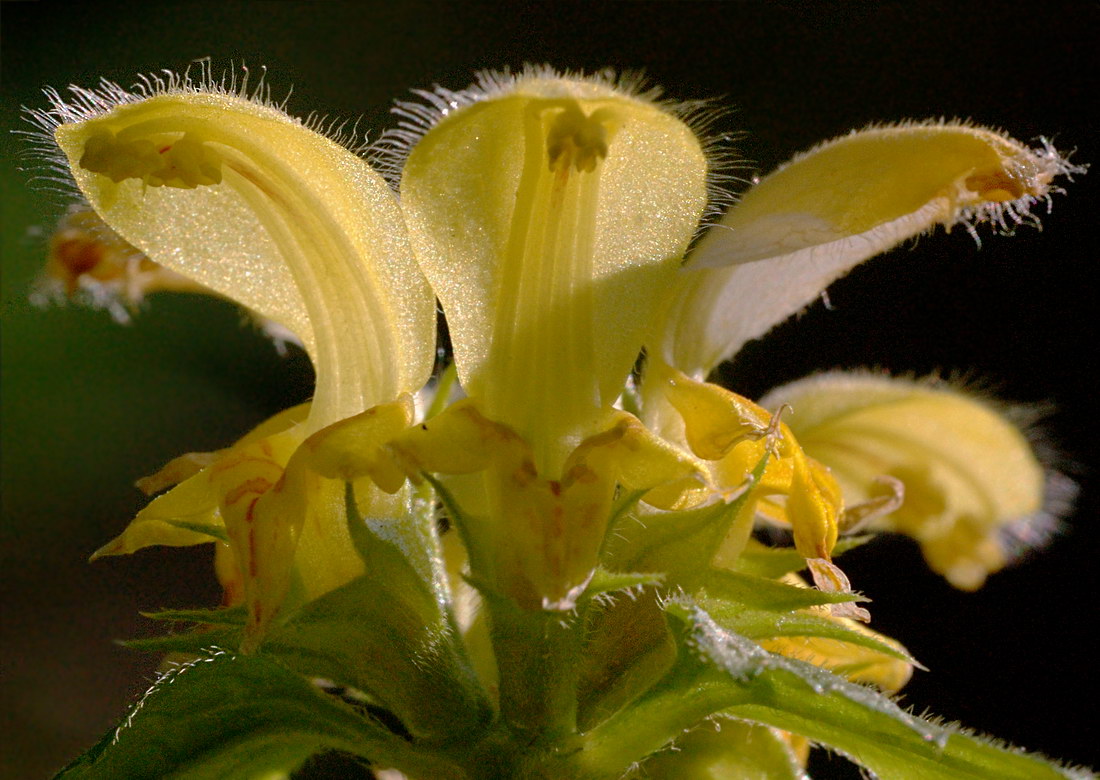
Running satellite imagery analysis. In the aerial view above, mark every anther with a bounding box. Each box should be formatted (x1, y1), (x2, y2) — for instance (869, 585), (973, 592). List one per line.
(79, 129), (223, 189)
(545, 102), (613, 173)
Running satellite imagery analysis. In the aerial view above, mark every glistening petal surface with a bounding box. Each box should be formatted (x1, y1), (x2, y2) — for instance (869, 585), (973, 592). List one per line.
(760, 371), (1050, 589)
(53, 89), (435, 431)
(662, 122), (1079, 376)
(400, 75), (707, 470)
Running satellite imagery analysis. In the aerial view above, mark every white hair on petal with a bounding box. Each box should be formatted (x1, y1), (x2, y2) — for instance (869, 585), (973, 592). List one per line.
(954, 135), (1087, 245)
(761, 368), (1078, 568)
(773, 118), (1087, 247)
(17, 60), (373, 205)
(371, 64), (749, 240)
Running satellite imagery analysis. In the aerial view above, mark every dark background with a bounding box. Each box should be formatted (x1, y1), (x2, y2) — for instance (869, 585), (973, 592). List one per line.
(2, 2), (1097, 778)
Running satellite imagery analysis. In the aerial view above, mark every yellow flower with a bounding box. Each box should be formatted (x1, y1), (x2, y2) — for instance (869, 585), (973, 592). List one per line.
(660, 122), (1084, 377)
(652, 119), (1082, 591)
(35, 64), (1081, 649)
(37, 68), (436, 646)
(391, 70), (714, 609)
(759, 372), (1070, 589)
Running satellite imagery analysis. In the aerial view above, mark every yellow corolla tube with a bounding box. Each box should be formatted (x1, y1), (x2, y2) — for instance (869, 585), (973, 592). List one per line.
(760, 372), (1066, 590)
(660, 121), (1084, 378)
(39, 71), (436, 644)
(392, 70), (711, 608)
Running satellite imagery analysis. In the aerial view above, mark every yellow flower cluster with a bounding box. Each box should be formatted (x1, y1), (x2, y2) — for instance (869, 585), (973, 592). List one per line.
(32, 66), (1076, 668)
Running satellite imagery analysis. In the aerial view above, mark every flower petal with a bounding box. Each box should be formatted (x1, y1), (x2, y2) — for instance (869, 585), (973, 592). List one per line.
(662, 122), (1083, 376)
(90, 403), (312, 560)
(760, 371), (1059, 589)
(400, 72), (708, 472)
(49, 81), (435, 430)
(761, 618), (913, 693)
(647, 363), (844, 563)
(90, 468), (223, 559)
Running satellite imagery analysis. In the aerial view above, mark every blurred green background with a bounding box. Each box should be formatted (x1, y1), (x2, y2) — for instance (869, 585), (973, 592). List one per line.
(3, 2), (1098, 777)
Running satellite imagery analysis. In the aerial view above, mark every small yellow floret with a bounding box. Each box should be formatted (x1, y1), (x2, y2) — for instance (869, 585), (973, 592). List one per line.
(761, 372), (1049, 589)
(646, 361), (845, 566)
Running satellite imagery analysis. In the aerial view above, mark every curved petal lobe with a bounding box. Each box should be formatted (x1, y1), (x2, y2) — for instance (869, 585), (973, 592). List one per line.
(663, 122), (1083, 377)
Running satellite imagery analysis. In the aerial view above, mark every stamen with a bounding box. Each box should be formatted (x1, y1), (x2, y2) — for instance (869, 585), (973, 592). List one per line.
(79, 129), (223, 188)
(838, 475), (905, 534)
(756, 403), (791, 459)
(545, 102), (614, 172)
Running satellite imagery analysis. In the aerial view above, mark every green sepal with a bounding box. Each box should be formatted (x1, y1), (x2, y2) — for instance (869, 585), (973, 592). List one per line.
(478, 587), (586, 742)
(575, 602), (1080, 780)
(119, 628), (242, 654)
(344, 482), (452, 614)
(585, 568), (664, 598)
(700, 604), (915, 664)
(575, 588), (676, 733)
(54, 651), (457, 780)
(607, 450), (770, 586)
(416, 476), (576, 740)
(260, 572), (491, 743)
(140, 605), (247, 625)
(691, 568), (917, 664)
(700, 567), (868, 611)
(734, 535), (874, 579)
(597, 488), (648, 562)
(639, 719), (804, 780)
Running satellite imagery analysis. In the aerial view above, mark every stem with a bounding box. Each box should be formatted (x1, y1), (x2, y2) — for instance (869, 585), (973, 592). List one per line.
(487, 594), (584, 745)
(570, 670), (741, 778)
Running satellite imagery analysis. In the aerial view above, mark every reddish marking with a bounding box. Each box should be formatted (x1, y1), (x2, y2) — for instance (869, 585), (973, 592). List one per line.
(55, 238), (104, 277)
(549, 481), (562, 497)
(550, 508), (564, 538)
(224, 477), (273, 506)
(221, 580), (243, 607)
(158, 145), (172, 154)
(244, 496), (260, 525)
(248, 522), (259, 576)
(210, 453), (277, 476)
(252, 599), (263, 624)
(260, 441), (274, 458)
